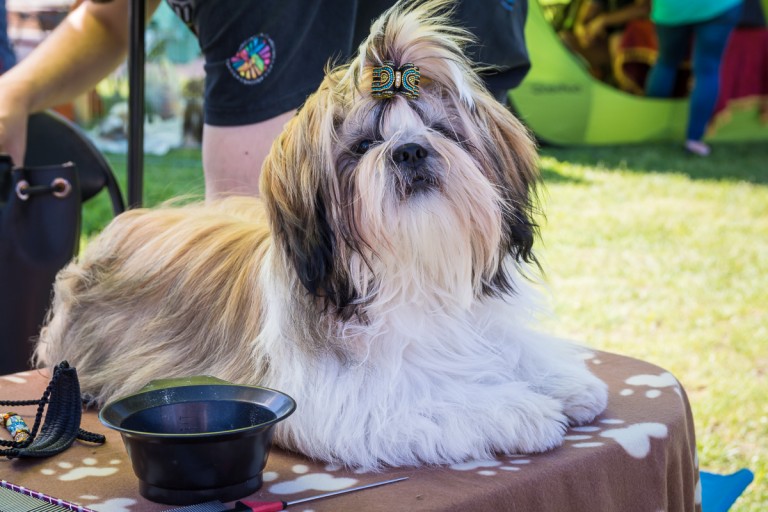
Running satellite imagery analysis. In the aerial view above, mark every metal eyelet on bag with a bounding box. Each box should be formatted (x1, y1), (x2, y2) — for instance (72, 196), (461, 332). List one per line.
(51, 177), (72, 198)
(15, 180), (30, 201)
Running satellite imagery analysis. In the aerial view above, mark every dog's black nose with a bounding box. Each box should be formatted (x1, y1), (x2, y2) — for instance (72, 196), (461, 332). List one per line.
(392, 143), (428, 165)
(391, 143), (436, 196)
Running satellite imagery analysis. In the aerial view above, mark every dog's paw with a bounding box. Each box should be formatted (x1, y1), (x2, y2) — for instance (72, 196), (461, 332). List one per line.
(500, 394), (569, 454)
(558, 372), (608, 426)
(525, 354), (609, 427)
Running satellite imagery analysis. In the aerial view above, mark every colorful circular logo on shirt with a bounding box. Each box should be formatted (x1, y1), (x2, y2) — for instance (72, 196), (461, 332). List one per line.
(227, 34), (275, 85)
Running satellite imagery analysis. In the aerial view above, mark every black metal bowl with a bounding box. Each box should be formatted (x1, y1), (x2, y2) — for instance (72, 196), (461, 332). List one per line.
(99, 376), (296, 505)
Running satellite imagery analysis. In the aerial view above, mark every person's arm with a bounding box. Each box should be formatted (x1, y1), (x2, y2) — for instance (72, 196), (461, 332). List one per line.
(0, 0), (161, 164)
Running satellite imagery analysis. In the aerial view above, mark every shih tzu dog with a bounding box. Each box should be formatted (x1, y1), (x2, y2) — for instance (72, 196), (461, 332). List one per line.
(36, 0), (607, 469)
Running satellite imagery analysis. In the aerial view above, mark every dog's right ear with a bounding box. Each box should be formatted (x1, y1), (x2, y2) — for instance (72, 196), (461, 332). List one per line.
(261, 83), (358, 316)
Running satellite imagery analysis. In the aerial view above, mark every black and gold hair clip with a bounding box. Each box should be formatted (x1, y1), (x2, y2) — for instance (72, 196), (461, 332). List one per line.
(372, 61), (421, 100)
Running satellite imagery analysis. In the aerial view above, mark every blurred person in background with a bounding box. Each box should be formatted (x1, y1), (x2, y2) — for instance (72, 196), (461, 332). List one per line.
(645, 0), (744, 156)
(0, 0), (394, 198)
(0, 0), (529, 198)
(0, 0), (16, 73)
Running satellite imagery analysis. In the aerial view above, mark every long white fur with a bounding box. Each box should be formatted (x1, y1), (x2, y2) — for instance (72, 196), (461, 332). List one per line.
(36, 0), (607, 470)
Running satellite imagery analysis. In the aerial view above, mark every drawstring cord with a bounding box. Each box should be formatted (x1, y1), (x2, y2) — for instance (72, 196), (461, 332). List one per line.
(0, 362), (105, 459)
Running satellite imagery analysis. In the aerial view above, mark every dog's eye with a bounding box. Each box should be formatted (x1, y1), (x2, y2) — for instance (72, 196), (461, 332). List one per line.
(433, 124), (458, 140)
(354, 140), (374, 155)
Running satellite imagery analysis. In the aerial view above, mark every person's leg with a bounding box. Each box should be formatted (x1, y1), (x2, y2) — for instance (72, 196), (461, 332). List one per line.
(686, 4), (742, 143)
(645, 23), (692, 98)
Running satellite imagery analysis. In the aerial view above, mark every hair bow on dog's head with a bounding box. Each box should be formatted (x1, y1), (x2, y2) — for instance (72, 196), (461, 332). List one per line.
(372, 61), (421, 99)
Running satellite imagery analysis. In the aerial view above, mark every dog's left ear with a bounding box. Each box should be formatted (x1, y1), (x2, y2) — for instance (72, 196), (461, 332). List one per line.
(260, 83), (357, 315)
(474, 93), (541, 293)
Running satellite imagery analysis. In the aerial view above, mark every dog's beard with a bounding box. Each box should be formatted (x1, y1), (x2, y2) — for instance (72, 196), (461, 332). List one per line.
(348, 141), (503, 309)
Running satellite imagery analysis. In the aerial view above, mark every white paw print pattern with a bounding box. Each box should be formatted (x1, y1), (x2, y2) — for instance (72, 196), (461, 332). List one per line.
(565, 419), (669, 458)
(694, 452), (702, 506)
(619, 372), (681, 398)
(80, 497), (137, 512)
(1, 372), (32, 384)
(263, 461), (360, 512)
(269, 473), (359, 495)
(566, 420), (619, 449)
(600, 423), (669, 458)
(450, 457), (531, 476)
(565, 425), (603, 447)
(40, 457), (122, 481)
(260, 464), (363, 512)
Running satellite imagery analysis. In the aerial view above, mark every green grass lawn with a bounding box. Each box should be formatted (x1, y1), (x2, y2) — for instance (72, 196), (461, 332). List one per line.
(86, 140), (767, 510)
(535, 141), (767, 512)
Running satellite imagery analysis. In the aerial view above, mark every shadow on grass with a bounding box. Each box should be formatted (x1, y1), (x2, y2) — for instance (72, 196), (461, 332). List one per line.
(539, 164), (587, 184)
(538, 141), (768, 184)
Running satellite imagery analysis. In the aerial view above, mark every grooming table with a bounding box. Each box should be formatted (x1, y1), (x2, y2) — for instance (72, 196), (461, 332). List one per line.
(0, 351), (701, 511)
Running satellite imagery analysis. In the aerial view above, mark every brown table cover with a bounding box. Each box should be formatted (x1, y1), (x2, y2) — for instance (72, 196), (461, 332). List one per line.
(0, 351), (701, 512)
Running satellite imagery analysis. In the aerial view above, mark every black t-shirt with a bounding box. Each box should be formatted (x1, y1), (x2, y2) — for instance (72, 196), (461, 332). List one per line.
(164, 0), (530, 125)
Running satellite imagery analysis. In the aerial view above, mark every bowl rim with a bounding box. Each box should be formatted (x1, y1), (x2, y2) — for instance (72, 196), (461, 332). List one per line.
(97, 381), (297, 439)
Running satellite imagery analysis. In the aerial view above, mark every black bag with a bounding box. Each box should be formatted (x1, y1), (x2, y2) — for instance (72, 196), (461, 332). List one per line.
(0, 111), (125, 375)
(24, 111), (125, 211)
(0, 155), (81, 376)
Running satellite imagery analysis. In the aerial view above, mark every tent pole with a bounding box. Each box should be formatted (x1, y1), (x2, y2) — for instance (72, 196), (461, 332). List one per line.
(127, 0), (145, 208)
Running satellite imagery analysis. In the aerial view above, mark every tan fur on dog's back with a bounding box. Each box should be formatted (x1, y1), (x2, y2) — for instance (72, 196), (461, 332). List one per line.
(36, 197), (272, 402)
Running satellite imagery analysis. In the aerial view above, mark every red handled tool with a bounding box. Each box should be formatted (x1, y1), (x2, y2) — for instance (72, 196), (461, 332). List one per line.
(237, 476), (408, 512)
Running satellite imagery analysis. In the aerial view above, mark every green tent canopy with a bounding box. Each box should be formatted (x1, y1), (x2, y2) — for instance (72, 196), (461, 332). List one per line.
(508, 0), (768, 145)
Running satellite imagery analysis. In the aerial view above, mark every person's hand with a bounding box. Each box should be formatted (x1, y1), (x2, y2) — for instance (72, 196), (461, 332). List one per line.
(0, 84), (30, 166)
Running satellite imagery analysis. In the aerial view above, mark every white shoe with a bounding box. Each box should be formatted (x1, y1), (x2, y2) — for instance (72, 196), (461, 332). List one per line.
(685, 140), (711, 156)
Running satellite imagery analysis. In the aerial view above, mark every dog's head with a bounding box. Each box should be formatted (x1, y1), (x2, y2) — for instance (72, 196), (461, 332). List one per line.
(262, 0), (539, 317)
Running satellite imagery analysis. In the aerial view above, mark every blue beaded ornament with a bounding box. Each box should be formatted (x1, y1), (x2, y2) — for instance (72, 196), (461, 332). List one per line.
(2, 412), (30, 443)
